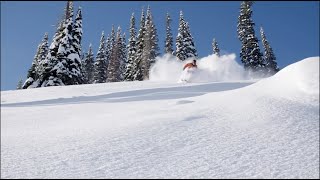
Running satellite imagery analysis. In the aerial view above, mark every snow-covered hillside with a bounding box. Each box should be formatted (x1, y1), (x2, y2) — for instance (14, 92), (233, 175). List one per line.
(1, 57), (319, 178)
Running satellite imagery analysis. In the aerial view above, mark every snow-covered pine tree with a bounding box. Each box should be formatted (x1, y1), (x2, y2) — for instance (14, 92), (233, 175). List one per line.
(63, 1), (73, 21)
(237, 1), (264, 73)
(105, 25), (116, 80)
(82, 43), (95, 84)
(38, 29), (63, 87)
(72, 7), (83, 62)
(39, 1), (81, 87)
(132, 8), (145, 81)
(124, 13), (137, 81)
(81, 52), (88, 83)
(175, 11), (197, 61)
(68, 6), (84, 85)
(119, 33), (127, 81)
(38, 15), (66, 87)
(140, 6), (157, 80)
(17, 79), (23, 90)
(54, 1), (73, 53)
(260, 26), (279, 75)
(107, 26), (122, 82)
(50, 4), (83, 86)
(46, 3), (83, 86)
(37, 32), (49, 71)
(53, 0), (73, 43)
(141, 25), (151, 79)
(110, 25), (116, 54)
(22, 44), (41, 89)
(184, 21), (198, 59)
(93, 31), (107, 83)
(165, 12), (174, 54)
(105, 34), (111, 71)
(212, 38), (220, 57)
(23, 32), (49, 89)
(149, 6), (160, 59)
(50, 9), (75, 86)
(176, 11), (187, 61)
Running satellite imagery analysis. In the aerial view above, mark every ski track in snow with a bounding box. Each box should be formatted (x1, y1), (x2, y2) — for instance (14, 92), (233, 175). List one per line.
(1, 57), (319, 178)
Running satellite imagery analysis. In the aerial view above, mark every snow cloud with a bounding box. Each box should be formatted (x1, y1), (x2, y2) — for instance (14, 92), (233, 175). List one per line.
(149, 53), (250, 83)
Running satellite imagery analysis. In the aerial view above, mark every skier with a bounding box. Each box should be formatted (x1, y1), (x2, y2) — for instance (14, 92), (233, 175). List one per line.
(179, 59), (198, 82)
(183, 59), (197, 71)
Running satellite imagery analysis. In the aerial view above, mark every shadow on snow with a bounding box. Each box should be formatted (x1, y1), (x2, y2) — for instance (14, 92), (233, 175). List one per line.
(2, 82), (253, 107)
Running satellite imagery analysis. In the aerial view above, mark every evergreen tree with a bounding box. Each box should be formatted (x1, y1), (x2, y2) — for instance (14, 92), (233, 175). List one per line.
(107, 26), (122, 82)
(52, 6), (80, 86)
(39, 1), (84, 87)
(176, 11), (197, 61)
(105, 34), (111, 70)
(38, 15), (66, 87)
(212, 38), (220, 57)
(141, 5), (158, 79)
(23, 32), (49, 89)
(260, 27), (279, 75)
(93, 31), (107, 83)
(165, 12), (174, 54)
(184, 22), (197, 59)
(124, 13), (137, 81)
(82, 43), (95, 84)
(53, 11), (73, 86)
(68, 6), (84, 85)
(119, 33), (127, 81)
(105, 25), (116, 80)
(63, 1), (73, 20)
(149, 6), (160, 59)
(141, 18), (151, 79)
(237, 1), (264, 72)
(17, 79), (23, 90)
(37, 32), (49, 73)
(175, 11), (187, 61)
(38, 36), (62, 87)
(56, 1), (73, 49)
(72, 7), (83, 59)
(110, 25), (116, 53)
(132, 8), (145, 81)
(22, 44), (41, 89)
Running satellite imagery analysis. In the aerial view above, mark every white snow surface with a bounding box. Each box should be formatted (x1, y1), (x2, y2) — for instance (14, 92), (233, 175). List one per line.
(1, 57), (319, 178)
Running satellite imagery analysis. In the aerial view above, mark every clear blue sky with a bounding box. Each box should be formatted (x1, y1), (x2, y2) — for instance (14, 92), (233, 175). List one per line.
(1, 1), (319, 91)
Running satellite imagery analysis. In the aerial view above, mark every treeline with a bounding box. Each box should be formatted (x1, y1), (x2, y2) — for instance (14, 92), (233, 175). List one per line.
(20, 1), (278, 89)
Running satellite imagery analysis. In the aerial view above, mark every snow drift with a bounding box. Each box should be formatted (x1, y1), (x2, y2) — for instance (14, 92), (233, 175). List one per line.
(253, 56), (319, 96)
(1, 57), (319, 179)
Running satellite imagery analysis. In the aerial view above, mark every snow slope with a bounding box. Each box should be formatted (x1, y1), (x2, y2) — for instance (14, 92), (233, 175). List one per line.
(1, 57), (319, 178)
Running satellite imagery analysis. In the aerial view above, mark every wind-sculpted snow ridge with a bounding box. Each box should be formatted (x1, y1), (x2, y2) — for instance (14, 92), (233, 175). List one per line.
(243, 56), (319, 105)
(254, 56), (319, 95)
(1, 57), (319, 179)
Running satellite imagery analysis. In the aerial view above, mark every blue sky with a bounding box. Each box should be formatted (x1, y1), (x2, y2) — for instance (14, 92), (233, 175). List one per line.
(1, 1), (319, 91)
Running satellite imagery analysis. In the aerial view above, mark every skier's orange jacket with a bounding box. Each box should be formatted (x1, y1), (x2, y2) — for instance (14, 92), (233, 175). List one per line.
(183, 63), (197, 71)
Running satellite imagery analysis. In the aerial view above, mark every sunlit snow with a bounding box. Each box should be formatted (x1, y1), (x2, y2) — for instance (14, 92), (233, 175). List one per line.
(1, 56), (319, 178)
